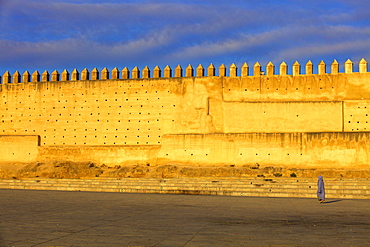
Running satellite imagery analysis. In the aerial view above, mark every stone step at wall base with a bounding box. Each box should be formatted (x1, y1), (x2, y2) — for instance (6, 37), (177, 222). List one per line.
(0, 187), (368, 199)
(0, 179), (366, 186)
(0, 181), (363, 189)
(8, 178), (370, 186)
(1, 186), (367, 199)
(0, 178), (368, 199)
(0, 181), (367, 191)
(1, 178), (368, 184)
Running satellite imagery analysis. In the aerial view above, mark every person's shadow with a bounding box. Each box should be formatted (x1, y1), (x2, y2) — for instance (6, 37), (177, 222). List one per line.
(323, 200), (342, 204)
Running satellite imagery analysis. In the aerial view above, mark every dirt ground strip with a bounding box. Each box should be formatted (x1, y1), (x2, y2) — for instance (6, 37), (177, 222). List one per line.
(0, 161), (369, 179)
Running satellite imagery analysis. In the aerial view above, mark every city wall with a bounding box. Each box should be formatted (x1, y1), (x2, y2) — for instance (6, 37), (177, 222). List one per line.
(1, 59), (369, 177)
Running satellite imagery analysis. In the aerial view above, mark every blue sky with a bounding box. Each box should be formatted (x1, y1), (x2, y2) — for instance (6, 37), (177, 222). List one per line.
(0, 0), (369, 76)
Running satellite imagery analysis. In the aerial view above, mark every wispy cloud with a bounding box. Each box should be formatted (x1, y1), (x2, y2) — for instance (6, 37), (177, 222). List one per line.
(0, 0), (369, 74)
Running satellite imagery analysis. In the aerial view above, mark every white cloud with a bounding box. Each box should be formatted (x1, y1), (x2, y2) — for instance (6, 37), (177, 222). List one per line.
(0, 0), (369, 73)
(273, 40), (370, 63)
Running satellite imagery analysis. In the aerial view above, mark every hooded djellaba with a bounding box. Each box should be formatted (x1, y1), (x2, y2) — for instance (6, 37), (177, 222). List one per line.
(317, 175), (325, 203)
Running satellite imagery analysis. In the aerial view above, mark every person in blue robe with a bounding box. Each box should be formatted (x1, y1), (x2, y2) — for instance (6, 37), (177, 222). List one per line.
(317, 175), (325, 203)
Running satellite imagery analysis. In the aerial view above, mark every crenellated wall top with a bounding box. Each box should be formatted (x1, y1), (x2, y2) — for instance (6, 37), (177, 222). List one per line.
(0, 59), (368, 84)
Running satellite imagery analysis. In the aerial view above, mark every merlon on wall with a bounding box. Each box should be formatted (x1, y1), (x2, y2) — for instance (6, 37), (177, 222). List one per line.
(1, 59), (370, 176)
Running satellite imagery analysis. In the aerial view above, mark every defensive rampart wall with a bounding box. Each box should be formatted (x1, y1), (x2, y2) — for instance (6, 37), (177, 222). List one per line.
(1, 59), (369, 175)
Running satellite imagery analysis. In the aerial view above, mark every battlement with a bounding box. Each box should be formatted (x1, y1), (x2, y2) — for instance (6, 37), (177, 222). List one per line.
(1, 59), (368, 84)
(1, 57), (370, 175)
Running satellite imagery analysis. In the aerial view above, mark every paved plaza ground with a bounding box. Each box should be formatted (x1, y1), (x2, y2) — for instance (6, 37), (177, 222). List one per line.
(0, 189), (369, 247)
